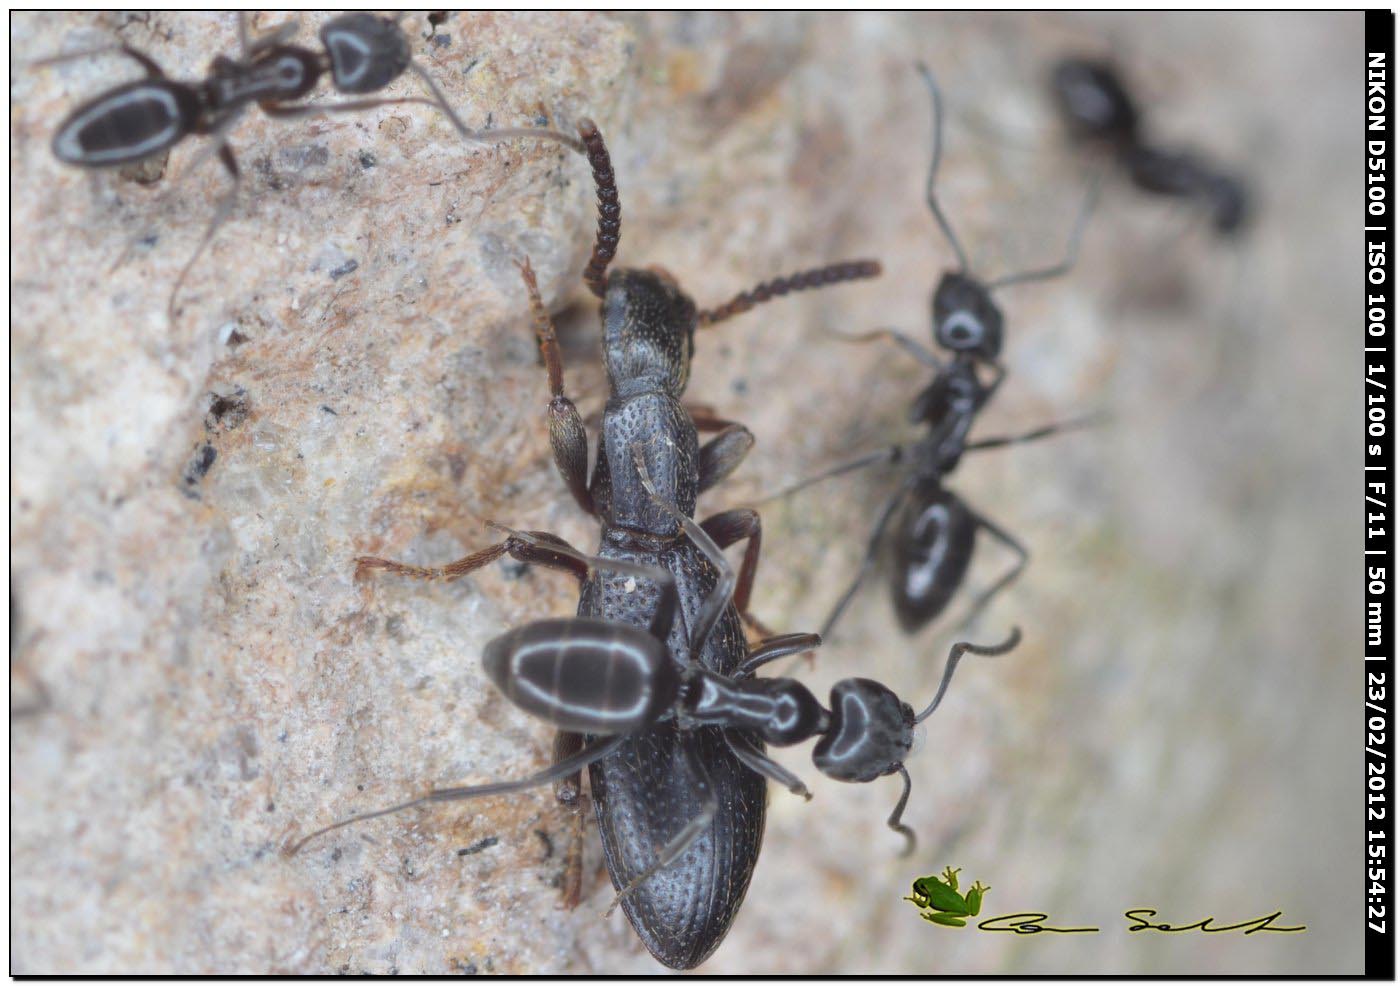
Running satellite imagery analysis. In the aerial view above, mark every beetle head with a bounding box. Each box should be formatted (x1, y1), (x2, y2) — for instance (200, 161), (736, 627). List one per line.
(602, 267), (698, 398)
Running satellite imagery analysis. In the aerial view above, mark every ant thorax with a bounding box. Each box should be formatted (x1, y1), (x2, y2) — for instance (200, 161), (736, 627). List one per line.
(207, 47), (321, 108)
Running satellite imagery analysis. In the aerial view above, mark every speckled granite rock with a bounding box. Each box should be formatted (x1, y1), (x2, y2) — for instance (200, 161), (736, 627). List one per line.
(11, 10), (1361, 974)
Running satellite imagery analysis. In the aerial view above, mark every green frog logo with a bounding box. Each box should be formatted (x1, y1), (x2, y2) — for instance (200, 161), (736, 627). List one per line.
(905, 866), (989, 927)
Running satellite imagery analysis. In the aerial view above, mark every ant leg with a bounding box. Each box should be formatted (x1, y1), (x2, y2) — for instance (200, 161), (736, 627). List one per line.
(826, 326), (943, 370)
(963, 412), (1106, 453)
(243, 14), (300, 55)
(355, 529), (587, 584)
(887, 764), (917, 856)
(31, 43), (164, 76)
(697, 425), (755, 494)
(632, 450), (734, 660)
(958, 511), (1028, 630)
(699, 508), (769, 636)
(552, 730), (590, 910)
(259, 93), (583, 152)
(737, 632), (821, 677)
(724, 730), (812, 800)
(756, 444), (906, 505)
(820, 480), (914, 643)
(517, 256), (594, 516)
(166, 141), (242, 323)
(287, 733), (628, 855)
(604, 736), (717, 917)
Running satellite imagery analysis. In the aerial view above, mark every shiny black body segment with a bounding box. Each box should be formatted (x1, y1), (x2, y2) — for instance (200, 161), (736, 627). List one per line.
(298, 118), (883, 968)
(1050, 56), (1250, 236)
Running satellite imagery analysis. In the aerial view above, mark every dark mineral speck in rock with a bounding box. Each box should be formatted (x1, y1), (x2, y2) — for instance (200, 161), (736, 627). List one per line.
(458, 836), (499, 856)
(329, 259), (359, 280)
(432, 33), (450, 47)
(182, 443), (217, 492)
(358, 151), (377, 170)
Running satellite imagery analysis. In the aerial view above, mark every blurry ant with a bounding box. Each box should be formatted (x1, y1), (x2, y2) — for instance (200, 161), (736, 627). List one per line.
(1050, 57), (1249, 236)
(770, 64), (1101, 646)
(40, 12), (581, 320)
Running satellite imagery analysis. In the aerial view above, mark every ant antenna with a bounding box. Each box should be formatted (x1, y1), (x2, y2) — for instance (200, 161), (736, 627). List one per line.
(913, 627), (1021, 724)
(578, 118), (621, 298)
(985, 172), (1103, 291)
(695, 260), (882, 327)
(915, 62), (970, 274)
(404, 62), (584, 154)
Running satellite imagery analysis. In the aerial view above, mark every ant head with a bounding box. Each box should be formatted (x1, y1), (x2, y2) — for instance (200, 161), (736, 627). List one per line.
(812, 678), (916, 783)
(602, 267), (698, 397)
(932, 272), (1003, 360)
(320, 13), (411, 94)
(1050, 58), (1139, 146)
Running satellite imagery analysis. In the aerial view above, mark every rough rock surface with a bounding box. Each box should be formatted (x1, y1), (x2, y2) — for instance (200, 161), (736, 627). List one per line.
(11, 11), (1360, 974)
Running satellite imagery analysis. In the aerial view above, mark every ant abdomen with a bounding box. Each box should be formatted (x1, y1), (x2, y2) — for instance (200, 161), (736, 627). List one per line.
(483, 617), (679, 734)
(890, 485), (978, 634)
(52, 80), (201, 167)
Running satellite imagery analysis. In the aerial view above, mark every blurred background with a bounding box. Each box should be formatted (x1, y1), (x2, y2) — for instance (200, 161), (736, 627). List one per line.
(10, 11), (1361, 973)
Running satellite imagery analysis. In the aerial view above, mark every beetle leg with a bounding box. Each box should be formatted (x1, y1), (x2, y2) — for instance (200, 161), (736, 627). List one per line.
(354, 529), (588, 583)
(699, 508), (771, 637)
(552, 730), (589, 910)
(696, 425), (755, 494)
(517, 256), (595, 516)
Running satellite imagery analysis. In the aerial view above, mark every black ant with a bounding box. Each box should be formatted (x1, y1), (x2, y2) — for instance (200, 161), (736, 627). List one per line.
(770, 65), (1101, 646)
(289, 117), (887, 969)
(291, 474), (1018, 956)
(1050, 57), (1249, 236)
(42, 12), (581, 320)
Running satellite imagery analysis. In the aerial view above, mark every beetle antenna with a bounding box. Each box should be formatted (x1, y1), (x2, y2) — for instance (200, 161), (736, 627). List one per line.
(916, 62), (971, 274)
(913, 627), (1021, 724)
(578, 118), (621, 298)
(696, 260), (882, 327)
